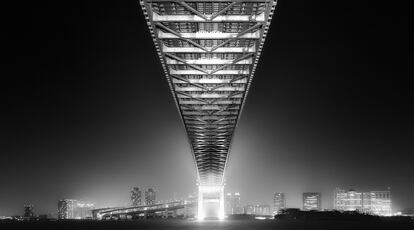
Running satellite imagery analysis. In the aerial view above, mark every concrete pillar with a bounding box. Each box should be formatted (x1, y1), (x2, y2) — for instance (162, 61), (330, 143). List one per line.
(197, 185), (225, 220)
(218, 186), (225, 220)
(197, 186), (204, 220)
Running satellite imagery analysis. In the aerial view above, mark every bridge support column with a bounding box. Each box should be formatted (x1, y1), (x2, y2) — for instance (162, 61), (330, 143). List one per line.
(197, 185), (224, 220)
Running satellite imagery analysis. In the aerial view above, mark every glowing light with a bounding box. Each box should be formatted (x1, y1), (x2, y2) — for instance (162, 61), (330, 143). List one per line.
(334, 189), (392, 216)
(197, 185), (225, 221)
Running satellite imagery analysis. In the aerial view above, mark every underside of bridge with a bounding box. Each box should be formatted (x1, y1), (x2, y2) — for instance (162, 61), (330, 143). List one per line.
(139, 0), (277, 219)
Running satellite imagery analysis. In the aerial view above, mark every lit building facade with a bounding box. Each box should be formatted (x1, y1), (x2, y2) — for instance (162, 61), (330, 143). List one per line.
(255, 205), (271, 216)
(58, 199), (94, 219)
(243, 204), (271, 216)
(225, 192), (242, 215)
(58, 199), (74, 219)
(303, 193), (322, 211)
(333, 188), (391, 216)
(73, 202), (95, 219)
(145, 188), (156, 205)
(333, 188), (370, 212)
(370, 191), (392, 216)
(274, 192), (286, 213)
(131, 187), (142, 206)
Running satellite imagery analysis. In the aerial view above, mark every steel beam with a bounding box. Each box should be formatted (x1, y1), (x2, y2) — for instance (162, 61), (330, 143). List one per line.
(158, 31), (261, 39)
(139, 0), (278, 189)
(152, 12), (266, 22)
(161, 44), (256, 53)
(166, 58), (252, 65)
(169, 69), (249, 75)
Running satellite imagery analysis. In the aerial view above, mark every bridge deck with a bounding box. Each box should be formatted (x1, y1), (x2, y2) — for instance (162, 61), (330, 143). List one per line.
(93, 201), (195, 218)
(139, 0), (277, 185)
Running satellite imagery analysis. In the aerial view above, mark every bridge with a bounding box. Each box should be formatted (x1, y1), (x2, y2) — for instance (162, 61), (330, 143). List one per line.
(139, 0), (277, 220)
(92, 201), (196, 220)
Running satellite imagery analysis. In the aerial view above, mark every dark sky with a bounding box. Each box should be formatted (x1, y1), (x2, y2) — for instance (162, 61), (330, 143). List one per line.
(1, 0), (412, 216)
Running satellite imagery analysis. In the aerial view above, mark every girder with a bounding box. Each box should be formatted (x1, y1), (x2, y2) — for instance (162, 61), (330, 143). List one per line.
(152, 12), (266, 22)
(161, 44), (257, 53)
(139, 0), (277, 186)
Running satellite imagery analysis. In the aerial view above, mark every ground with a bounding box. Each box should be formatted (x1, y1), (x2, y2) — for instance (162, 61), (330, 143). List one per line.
(1, 219), (414, 230)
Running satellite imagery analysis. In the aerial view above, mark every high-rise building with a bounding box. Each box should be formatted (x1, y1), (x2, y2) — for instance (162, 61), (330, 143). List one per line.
(58, 199), (75, 219)
(58, 199), (94, 219)
(303, 193), (322, 211)
(131, 187), (142, 206)
(333, 188), (391, 216)
(273, 193), (286, 213)
(225, 193), (232, 215)
(225, 192), (242, 215)
(333, 188), (346, 210)
(23, 205), (35, 218)
(145, 188), (156, 205)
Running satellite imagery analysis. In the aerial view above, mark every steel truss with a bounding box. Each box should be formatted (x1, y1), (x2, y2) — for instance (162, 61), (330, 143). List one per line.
(139, 0), (277, 186)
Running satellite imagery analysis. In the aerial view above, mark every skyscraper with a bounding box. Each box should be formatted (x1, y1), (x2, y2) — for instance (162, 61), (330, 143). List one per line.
(225, 192), (242, 215)
(23, 205), (35, 218)
(130, 187), (142, 206)
(58, 199), (75, 219)
(333, 188), (346, 210)
(145, 188), (156, 205)
(303, 192), (322, 211)
(58, 199), (94, 219)
(273, 192), (286, 213)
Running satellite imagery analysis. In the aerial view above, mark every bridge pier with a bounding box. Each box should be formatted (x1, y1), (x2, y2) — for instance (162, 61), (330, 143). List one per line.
(138, 0), (277, 222)
(197, 185), (224, 220)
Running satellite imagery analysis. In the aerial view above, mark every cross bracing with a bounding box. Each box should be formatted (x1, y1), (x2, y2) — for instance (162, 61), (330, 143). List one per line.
(139, 0), (277, 186)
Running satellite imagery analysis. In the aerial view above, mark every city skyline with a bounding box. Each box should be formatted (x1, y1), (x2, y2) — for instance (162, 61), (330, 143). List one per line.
(1, 0), (412, 217)
(0, 186), (397, 217)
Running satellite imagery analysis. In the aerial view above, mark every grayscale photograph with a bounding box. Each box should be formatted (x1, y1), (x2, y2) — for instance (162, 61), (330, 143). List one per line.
(1, 0), (412, 229)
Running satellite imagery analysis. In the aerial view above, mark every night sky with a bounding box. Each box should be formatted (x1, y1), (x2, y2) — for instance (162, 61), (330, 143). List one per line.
(1, 0), (412, 216)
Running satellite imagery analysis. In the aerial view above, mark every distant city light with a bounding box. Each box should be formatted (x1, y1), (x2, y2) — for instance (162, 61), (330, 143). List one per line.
(58, 199), (94, 220)
(303, 193), (322, 211)
(334, 188), (392, 216)
(244, 204), (271, 216)
(197, 185), (225, 220)
(225, 192), (242, 215)
(274, 192), (286, 214)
